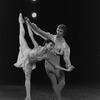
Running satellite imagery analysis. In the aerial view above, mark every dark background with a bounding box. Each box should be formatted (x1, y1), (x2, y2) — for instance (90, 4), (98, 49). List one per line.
(0, 0), (99, 86)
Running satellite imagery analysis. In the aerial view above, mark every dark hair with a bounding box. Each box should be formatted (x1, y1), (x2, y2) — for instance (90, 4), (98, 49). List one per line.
(57, 24), (67, 34)
(42, 39), (55, 46)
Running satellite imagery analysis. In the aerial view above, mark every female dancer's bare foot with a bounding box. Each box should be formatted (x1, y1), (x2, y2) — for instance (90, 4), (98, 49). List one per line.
(19, 13), (25, 24)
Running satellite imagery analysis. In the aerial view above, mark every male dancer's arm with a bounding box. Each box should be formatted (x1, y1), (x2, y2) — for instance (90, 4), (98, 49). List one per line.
(25, 17), (54, 41)
(47, 60), (74, 72)
(63, 43), (74, 70)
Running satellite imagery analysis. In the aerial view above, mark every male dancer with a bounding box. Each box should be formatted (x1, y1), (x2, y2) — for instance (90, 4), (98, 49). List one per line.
(25, 18), (74, 100)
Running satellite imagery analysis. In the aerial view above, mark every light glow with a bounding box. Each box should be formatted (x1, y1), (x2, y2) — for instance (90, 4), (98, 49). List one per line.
(32, 0), (36, 1)
(32, 12), (37, 18)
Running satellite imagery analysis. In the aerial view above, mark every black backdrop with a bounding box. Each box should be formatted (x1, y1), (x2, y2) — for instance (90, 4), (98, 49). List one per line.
(0, 0), (99, 86)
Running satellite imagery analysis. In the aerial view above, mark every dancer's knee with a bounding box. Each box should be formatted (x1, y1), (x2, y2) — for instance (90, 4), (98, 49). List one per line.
(23, 69), (31, 80)
(25, 73), (31, 79)
(58, 78), (65, 89)
(61, 79), (65, 86)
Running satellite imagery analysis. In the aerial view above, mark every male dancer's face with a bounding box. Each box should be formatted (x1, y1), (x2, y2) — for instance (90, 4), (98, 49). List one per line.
(56, 28), (64, 40)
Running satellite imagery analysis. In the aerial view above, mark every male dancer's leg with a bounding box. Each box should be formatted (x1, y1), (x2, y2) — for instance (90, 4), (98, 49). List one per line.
(45, 68), (65, 100)
(45, 60), (61, 100)
(45, 51), (65, 100)
(55, 69), (65, 96)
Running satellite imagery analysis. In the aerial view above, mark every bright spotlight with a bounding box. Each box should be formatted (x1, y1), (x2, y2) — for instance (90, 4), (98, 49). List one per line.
(32, 0), (36, 1)
(32, 12), (37, 18)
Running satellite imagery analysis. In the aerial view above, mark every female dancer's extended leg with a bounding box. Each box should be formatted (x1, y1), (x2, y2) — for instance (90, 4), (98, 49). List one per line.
(14, 13), (30, 67)
(18, 13), (32, 100)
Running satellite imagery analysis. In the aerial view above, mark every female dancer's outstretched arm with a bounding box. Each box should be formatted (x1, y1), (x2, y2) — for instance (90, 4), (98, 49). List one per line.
(26, 21), (38, 48)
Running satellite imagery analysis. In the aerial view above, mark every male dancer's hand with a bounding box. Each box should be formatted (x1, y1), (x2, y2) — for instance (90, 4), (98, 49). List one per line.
(24, 17), (30, 24)
(66, 64), (75, 71)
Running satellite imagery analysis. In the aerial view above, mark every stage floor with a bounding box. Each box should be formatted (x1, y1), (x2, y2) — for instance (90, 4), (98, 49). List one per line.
(0, 84), (100, 100)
